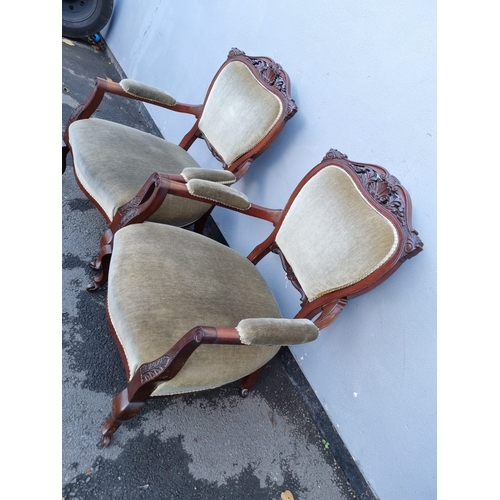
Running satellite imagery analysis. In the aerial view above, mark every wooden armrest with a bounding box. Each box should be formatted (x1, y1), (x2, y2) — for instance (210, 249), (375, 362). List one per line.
(103, 325), (241, 445)
(126, 326), (242, 400)
(236, 318), (319, 346)
(119, 79), (177, 107)
(112, 78), (202, 115)
(63, 77), (203, 146)
(185, 179), (251, 211)
(125, 318), (319, 403)
(180, 168), (236, 185)
(110, 172), (283, 233)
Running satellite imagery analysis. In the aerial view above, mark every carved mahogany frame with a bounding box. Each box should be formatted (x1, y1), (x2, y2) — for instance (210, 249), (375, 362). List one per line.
(197, 47), (298, 178)
(90, 148), (422, 291)
(99, 149), (423, 446)
(101, 325), (243, 447)
(62, 47), (297, 220)
(240, 148), (423, 324)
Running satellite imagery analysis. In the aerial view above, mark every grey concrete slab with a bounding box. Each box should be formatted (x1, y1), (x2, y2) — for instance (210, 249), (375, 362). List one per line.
(62, 37), (360, 500)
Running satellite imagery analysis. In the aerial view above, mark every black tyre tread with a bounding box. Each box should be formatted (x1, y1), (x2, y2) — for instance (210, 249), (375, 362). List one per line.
(62, 0), (114, 39)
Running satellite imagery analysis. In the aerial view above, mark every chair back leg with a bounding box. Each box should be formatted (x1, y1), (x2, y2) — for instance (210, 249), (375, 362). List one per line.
(240, 366), (266, 398)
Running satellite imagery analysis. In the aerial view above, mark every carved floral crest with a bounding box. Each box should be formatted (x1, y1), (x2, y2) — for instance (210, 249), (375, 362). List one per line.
(228, 48), (297, 118)
(322, 149), (423, 258)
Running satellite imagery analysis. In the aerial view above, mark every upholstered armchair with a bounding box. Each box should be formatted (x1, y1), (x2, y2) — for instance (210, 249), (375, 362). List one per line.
(62, 48), (297, 289)
(98, 149), (423, 446)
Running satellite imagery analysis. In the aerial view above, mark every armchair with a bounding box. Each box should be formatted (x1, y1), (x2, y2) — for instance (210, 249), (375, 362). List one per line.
(98, 149), (423, 446)
(62, 47), (297, 284)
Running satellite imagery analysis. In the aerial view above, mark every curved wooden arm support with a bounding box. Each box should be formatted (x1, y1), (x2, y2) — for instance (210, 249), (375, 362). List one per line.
(63, 77), (108, 148)
(87, 173), (172, 290)
(112, 173), (283, 233)
(101, 326), (241, 446)
(163, 178), (283, 224)
(111, 175), (172, 232)
(134, 326), (242, 397)
(89, 172), (283, 291)
(62, 77), (203, 173)
(232, 159), (253, 179)
(297, 298), (349, 330)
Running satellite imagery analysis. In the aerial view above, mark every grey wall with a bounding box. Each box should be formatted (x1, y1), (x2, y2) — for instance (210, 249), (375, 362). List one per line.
(103, 1), (436, 498)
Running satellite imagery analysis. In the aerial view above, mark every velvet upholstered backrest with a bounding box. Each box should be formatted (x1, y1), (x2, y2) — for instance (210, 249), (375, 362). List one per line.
(270, 150), (423, 309)
(198, 49), (296, 169)
(276, 165), (399, 302)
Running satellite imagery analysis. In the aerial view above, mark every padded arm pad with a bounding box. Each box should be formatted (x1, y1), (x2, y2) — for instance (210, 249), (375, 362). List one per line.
(236, 318), (319, 346)
(181, 168), (236, 185)
(186, 179), (251, 210)
(119, 79), (177, 106)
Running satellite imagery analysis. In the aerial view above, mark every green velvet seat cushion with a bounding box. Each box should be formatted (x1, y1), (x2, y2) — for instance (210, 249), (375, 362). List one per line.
(69, 118), (211, 226)
(108, 222), (282, 396)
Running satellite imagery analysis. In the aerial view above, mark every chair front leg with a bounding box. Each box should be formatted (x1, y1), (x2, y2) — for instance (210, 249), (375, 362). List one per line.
(101, 326), (241, 446)
(86, 244), (112, 291)
(86, 173), (172, 292)
(101, 388), (146, 447)
(89, 229), (113, 271)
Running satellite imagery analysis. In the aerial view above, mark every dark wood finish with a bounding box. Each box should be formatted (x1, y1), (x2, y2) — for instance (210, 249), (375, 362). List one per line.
(240, 366), (267, 398)
(97, 148), (423, 445)
(62, 47), (297, 239)
(290, 152), (421, 329)
(62, 77), (202, 166)
(87, 172), (283, 290)
(101, 325), (242, 446)
(199, 47), (297, 177)
(91, 147), (422, 295)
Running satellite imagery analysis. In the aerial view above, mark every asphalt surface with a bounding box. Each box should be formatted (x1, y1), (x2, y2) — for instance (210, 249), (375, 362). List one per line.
(62, 37), (361, 500)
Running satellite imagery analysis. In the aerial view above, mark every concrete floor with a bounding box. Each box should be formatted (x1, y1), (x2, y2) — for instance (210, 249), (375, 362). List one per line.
(62, 36), (365, 500)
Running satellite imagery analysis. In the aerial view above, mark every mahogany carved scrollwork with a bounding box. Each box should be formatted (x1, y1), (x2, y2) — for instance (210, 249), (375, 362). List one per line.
(114, 174), (165, 230)
(140, 355), (171, 384)
(228, 48), (298, 120)
(115, 194), (143, 228)
(404, 230), (424, 257)
(139, 326), (209, 384)
(202, 136), (227, 166)
(228, 48), (246, 58)
(322, 149), (348, 162)
(270, 242), (308, 305)
(322, 148), (423, 259)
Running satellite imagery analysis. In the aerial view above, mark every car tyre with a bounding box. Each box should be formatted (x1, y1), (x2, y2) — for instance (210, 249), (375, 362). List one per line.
(62, 0), (114, 39)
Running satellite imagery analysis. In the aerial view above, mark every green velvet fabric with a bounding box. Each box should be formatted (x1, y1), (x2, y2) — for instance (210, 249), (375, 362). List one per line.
(186, 179), (251, 211)
(120, 79), (177, 106)
(275, 166), (399, 301)
(181, 168), (236, 185)
(199, 61), (283, 165)
(237, 318), (319, 346)
(107, 222), (282, 396)
(69, 118), (211, 226)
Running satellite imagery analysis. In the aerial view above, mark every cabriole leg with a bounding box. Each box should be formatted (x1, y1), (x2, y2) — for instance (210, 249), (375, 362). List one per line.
(90, 229), (114, 270)
(87, 246), (111, 291)
(101, 389), (145, 447)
